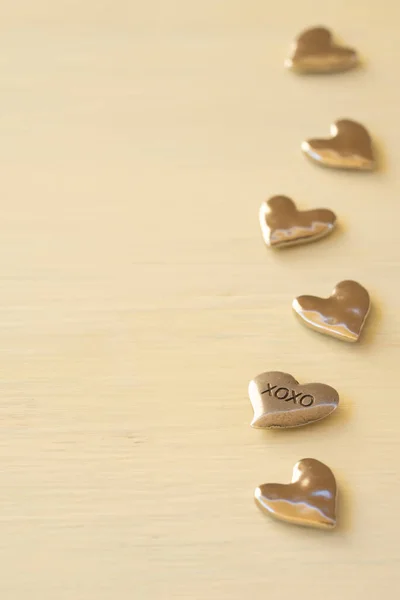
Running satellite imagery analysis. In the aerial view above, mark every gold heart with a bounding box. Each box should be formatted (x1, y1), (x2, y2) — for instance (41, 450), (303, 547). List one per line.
(285, 26), (358, 73)
(249, 371), (339, 429)
(302, 119), (375, 170)
(259, 196), (336, 248)
(255, 458), (337, 529)
(293, 280), (371, 342)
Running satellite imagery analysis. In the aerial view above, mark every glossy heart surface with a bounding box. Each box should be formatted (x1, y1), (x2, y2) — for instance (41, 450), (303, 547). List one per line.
(255, 458), (337, 529)
(286, 26), (358, 74)
(259, 196), (336, 248)
(293, 280), (371, 342)
(302, 119), (375, 170)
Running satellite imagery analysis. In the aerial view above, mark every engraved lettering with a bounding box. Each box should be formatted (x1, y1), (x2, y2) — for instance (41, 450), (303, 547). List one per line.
(261, 383), (276, 396)
(286, 390), (302, 404)
(275, 387), (289, 400)
(300, 394), (314, 407)
(261, 382), (314, 407)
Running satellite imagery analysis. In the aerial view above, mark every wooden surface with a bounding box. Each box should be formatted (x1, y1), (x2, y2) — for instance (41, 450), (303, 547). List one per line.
(1, 2), (400, 598)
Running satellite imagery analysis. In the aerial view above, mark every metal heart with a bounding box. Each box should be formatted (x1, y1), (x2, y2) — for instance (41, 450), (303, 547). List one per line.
(255, 458), (337, 529)
(293, 280), (370, 342)
(285, 26), (358, 73)
(249, 371), (339, 429)
(259, 196), (336, 248)
(302, 119), (375, 170)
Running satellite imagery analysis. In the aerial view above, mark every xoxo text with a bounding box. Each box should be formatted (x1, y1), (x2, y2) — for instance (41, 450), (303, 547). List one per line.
(261, 382), (314, 407)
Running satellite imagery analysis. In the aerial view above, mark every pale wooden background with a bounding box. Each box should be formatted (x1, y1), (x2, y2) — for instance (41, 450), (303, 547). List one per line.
(0, 2), (399, 599)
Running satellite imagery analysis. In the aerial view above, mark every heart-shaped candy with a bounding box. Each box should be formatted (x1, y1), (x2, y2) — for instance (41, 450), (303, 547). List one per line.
(293, 280), (370, 342)
(302, 119), (375, 170)
(285, 26), (358, 73)
(249, 371), (338, 429)
(255, 458), (337, 529)
(259, 196), (336, 248)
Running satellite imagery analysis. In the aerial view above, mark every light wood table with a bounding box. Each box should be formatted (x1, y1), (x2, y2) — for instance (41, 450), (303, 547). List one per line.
(1, 2), (400, 598)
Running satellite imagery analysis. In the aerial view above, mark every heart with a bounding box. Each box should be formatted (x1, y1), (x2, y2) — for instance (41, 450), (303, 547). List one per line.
(302, 119), (375, 170)
(285, 26), (358, 73)
(249, 371), (338, 429)
(293, 280), (370, 342)
(259, 196), (336, 248)
(255, 458), (337, 529)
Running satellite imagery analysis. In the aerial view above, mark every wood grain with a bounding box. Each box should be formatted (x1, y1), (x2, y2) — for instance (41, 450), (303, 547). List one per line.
(0, 2), (399, 598)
